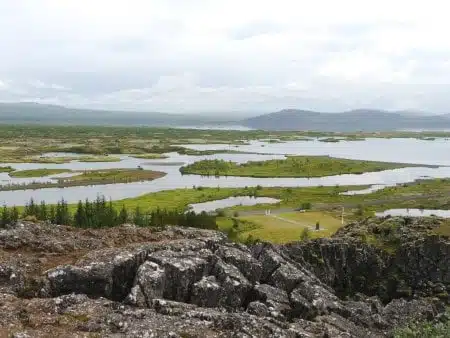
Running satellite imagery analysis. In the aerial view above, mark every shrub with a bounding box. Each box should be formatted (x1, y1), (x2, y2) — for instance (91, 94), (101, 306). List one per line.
(393, 309), (450, 338)
(216, 209), (226, 217)
(301, 202), (312, 210)
(300, 227), (311, 241)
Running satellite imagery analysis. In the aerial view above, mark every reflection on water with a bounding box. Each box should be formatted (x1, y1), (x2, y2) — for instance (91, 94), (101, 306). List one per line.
(376, 209), (450, 218)
(341, 184), (391, 195)
(189, 196), (280, 213)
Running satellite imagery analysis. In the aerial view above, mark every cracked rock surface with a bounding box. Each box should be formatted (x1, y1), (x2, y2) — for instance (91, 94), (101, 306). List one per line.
(0, 217), (449, 337)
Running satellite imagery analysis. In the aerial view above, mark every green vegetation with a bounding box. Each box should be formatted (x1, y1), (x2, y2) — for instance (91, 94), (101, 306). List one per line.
(393, 308), (450, 337)
(319, 136), (366, 142)
(77, 155), (121, 162)
(180, 156), (427, 178)
(0, 196), (216, 230)
(132, 153), (169, 159)
(9, 169), (71, 178)
(435, 220), (450, 236)
(66, 169), (165, 184)
(6, 156), (77, 164)
(112, 187), (256, 213)
(7, 177), (450, 218)
(0, 169), (166, 191)
(319, 137), (341, 143)
(300, 227), (311, 240)
(0, 166), (14, 173)
(0, 125), (449, 164)
(3, 178), (450, 242)
(237, 211), (342, 243)
(2, 155), (121, 164)
(104, 178), (450, 215)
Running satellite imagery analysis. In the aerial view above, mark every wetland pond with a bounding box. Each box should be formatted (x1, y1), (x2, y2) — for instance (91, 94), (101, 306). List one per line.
(188, 196), (280, 214)
(376, 209), (450, 218)
(1, 137), (450, 206)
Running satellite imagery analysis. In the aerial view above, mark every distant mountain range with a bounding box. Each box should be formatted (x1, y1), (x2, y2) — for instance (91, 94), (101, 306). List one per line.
(1, 103), (450, 132)
(241, 109), (450, 132)
(0, 102), (234, 126)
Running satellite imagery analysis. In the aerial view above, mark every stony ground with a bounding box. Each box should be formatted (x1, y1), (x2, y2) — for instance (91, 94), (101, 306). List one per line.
(0, 217), (448, 337)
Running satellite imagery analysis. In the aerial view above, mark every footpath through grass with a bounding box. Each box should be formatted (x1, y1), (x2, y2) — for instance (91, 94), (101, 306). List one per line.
(180, 156), (430, 178)
(7, 178), (450, 243)
(236, 211), (343, 243)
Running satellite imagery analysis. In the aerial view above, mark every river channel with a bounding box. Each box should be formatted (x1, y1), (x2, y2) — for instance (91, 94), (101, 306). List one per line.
(1, 137), (450, 206)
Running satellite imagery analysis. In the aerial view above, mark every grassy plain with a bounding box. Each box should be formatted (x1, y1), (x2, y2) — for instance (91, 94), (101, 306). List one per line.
(0, 125), (449, 164)
(0, 166), (14, 173)
(1, 125), (450, 243)
(67, 169), (164, 184)
(180, 156), (428, 178)
(77, 155), (121, 162)
(132, 153), (169, 159)
(237, 212), (342, 243)
(6, 178), (450, 242)
(9, 169), (71, 178)
(0, 169), (165, 191)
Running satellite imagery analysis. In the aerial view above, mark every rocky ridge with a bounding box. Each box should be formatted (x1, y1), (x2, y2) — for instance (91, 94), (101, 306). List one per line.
(0, 216), (449, 337)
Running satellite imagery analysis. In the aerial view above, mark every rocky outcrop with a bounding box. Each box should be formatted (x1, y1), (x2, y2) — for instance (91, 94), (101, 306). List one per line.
(281, 217), (450, 302)
(1, 218), (449, 337)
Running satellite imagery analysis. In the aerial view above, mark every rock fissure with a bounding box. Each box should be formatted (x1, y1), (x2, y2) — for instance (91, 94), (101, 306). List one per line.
(1, 218), (449, 337)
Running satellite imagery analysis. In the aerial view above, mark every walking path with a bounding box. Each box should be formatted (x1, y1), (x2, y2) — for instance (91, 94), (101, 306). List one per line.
(236, 192), (445, 217)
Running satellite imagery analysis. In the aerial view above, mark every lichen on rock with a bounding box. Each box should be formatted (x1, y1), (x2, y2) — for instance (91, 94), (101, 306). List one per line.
(0, 218), (448, 337)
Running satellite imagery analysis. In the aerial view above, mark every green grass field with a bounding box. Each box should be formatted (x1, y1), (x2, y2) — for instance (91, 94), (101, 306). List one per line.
(131, 153), (169, 159)
(180, 156), (427, 178)
(9, 169), (71, 178)
(2, 169), (166, 191)
(237, 211), (343, 243)
(64, 169), (165, 184)
(0, 166), (14, 173)
(77, 155), (121, 162)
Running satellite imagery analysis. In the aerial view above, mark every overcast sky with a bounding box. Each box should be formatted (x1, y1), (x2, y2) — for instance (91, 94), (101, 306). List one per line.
(0, 0), (449, 114)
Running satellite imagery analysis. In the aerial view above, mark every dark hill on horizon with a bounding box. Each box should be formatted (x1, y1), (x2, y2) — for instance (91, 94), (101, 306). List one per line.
(241, 109), (450, 131)
(2, 102), (450, 132)
(0, 102), (235, 126)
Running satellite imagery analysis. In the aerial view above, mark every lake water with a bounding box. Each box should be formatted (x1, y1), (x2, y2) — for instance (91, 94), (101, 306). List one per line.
(1, 137), (450, 206)
(189, 196), (280, 213)
(182, 137), (450, 166)
(376, 209), (450, 218)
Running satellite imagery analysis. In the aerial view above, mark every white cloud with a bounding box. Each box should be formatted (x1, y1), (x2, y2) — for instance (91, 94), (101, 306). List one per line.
(0, 80), (7, 90)
(28, 80), (70, 91)
(0, 0), (449, 113)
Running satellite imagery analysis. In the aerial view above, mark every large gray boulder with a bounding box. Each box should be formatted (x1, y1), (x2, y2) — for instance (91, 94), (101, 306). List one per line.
(126, 261), (166, 307)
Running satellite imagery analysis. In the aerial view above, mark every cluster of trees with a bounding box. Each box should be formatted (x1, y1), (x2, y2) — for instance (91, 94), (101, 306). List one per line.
(0, 196), (217, 230)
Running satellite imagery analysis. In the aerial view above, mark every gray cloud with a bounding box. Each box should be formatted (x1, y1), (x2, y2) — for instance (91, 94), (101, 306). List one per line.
(0, 0), (449, 113)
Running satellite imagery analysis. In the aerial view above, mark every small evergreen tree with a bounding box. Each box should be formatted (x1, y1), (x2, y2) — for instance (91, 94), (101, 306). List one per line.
(49, 205), (56, 224)
(74, 201), (85, 228)
(1, 205), (10, 227)
(133, 206), (144, 227)
(39, 201), (48, 221)
(11, 206), (19, 224)
(56, 199), (71, 225)
(118, 205), (128, 224)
